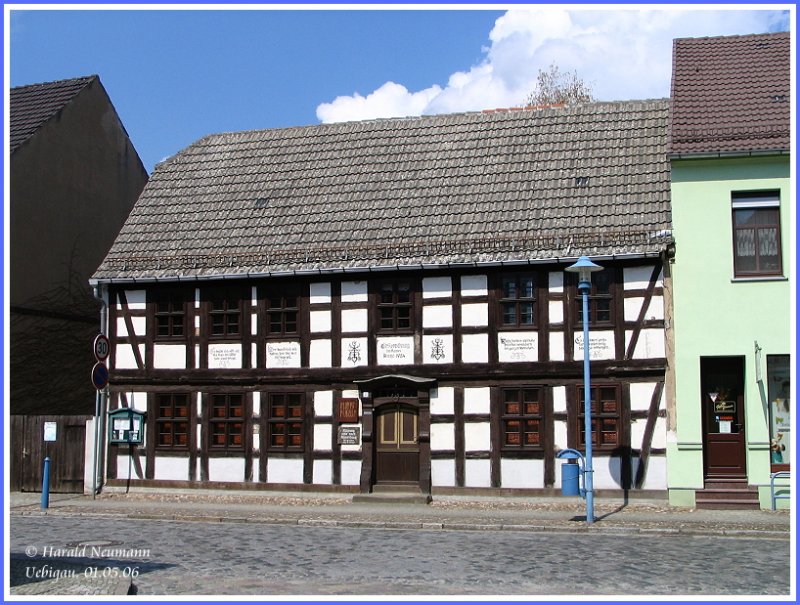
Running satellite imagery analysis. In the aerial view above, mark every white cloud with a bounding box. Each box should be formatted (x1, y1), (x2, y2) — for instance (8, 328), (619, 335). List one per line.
(316, 8), (789, 123)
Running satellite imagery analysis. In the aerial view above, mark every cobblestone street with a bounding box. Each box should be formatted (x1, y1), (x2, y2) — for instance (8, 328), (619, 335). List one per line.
(10, 513), (791, 596)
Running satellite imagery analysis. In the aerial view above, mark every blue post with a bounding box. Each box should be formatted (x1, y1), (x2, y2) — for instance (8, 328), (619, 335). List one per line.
(41, 457), (51, 510)
(579, 282), (594, 524)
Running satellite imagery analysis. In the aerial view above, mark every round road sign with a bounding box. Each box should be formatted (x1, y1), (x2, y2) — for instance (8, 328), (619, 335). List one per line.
(91, 361), (109, 390)
(93, 334), (110, 361)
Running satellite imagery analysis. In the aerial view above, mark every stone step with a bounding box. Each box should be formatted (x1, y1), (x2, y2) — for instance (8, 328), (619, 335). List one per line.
(352, 492), (432, 505)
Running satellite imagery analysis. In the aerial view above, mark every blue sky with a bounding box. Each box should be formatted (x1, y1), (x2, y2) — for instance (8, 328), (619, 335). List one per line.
(6, 6), (793, 174)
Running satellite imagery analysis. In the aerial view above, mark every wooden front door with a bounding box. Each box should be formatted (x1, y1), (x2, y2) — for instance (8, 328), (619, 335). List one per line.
(701, 357), (747, 477)
(375, 404), (419, 484)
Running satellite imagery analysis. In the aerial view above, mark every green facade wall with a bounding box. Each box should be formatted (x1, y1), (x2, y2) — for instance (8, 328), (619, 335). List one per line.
(668, 155), (791, 509)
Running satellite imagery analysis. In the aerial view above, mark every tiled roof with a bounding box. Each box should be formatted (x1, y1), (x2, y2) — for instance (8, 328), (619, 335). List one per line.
(669, 32), (790, 155)
(93, 100), (671, 282)
(10, 75), (97, 154)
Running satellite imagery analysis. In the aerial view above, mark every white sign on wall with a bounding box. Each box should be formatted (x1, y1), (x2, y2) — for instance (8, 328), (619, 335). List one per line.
(423, 335), (453, 364)
(498, 333), (538, 362)
(377, 337), (414, 365)
(208, 344), (242, 369)
(574, 332), (615, 361)
(266, 342), (302, 368)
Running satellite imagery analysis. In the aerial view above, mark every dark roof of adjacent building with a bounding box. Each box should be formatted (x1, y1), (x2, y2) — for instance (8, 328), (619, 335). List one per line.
(93, 99), (671, 282)
(10, 75), (98, 154)
(668, 32), (790, 156)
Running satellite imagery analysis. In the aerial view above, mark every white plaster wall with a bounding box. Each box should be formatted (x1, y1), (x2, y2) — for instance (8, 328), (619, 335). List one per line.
(341, 309), (368, 333)
(430, 423), (455, 451)
(310, 310), (331, 333)
(194, 345), (200, 369)
(549, 332), (565, 361)
(310, 282), (331, 304)
(624, 296), (665, 322)
(116, 316), (146, 338)
(624, 265), (661, 290)
(251, 313), (258, 336)
(463, 387), (490, 415)
(631, 419), (647, 451)
(153, 344), (187, 370)
(422, 276), (452, 299)
(548, 272), (564, 293)
(114, 344), (144, 369)
(461, 303), (488, 327)
(341, 337), (369, 367)
(313, 459), (333, 485)
(252, 463), (260, 483)
(464, 459), (491, 488)
(84, 419), (95, 493)
(252, 392), (261, 418)
(634, 456), (667, 489)
(314, 424), (333, 451)
(651, 417), (667, 450)
(341, 280), (368, 303)
(341, 389), (359, 399)
(422, 334), (453, 364)
(552, 387), (567, 413)
(429, 387), (454, 415)
(119, 289), (146, 310)
(461, 334), (488, 363)
(501, 458), (544, 489)
(422, 305), (452, 328)
(119, 392), (147, 413)
(309, 339), (332, 368)
(629, 382), (658, 412)
(208, 458), (245, 482)
(431, 459), (456, 487)
(267, 458), (303, 484)
(152, 457), (190, 481)
(461, 275), (487, 297)
(548, 300), (564, 324)
(314, 391), (334, 417)
(464, 422), (491, 451)
(253, 432), (260, 452)
(553, 419), (568, 452)
(340, 460), (362, 486)
(626, 328), (666, 359)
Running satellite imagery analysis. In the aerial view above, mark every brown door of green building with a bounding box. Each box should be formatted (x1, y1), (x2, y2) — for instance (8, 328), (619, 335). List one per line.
(375, 404), (419, 484)
(701, 357), (747, 477)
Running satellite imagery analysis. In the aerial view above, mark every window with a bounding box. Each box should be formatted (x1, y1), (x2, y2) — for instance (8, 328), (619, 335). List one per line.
(156, 393), (190, 449)
(574, 269), (613, 326)
(732, 192), (782, 277)
(209, 394), (245, 450)
(377, 281), (413, 332)
(267, 393), (304, 451)
(153, 290), (186, 339)
(767, 355), (791, 468)
(266, 291), (298, 335)
(501, 388), (544, 449)
(208, 290), (241, 337)
(500, 275), (536, 327)
(576, 385), (620, 449)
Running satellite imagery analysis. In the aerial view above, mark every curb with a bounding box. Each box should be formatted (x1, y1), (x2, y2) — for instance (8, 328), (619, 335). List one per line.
(11, 509), (789, 540)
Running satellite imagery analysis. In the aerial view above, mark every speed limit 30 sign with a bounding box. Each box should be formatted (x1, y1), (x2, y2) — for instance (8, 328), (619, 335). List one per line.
(93, 334), (110, 361)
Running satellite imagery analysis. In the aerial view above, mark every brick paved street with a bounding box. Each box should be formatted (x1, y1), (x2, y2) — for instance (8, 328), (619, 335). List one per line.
(9, 514), (790, 596)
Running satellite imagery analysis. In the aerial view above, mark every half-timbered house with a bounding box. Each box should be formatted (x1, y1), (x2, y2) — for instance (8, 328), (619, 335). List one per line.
(91, 100), (672, 498)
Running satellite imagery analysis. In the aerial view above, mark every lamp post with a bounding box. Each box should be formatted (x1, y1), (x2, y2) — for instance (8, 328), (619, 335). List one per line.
(566, 255), (603, 524)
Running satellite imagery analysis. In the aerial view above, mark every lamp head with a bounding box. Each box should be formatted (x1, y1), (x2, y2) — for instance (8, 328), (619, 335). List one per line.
(565, 256), (603, 287)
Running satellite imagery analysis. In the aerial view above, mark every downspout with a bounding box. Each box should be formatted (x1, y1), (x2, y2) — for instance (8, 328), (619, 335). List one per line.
(92, 285), (109, 498)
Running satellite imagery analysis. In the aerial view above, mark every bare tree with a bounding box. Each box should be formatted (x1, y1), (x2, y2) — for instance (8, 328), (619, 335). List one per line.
(525, 63), (594, 107)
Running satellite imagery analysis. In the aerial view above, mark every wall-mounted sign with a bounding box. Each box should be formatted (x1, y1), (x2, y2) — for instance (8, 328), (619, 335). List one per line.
(423, 335), (453, 364)
(338, 426), (361, 446)
(266, 342), (301, 368)
(91, 361), (109, 390)
(714, 400), (736, 413)
(208, 344), (242, 369)
(498, 333), (538, 362)
(108, 408), (146, 445)
(376, 337), (414, 365)
(43, 422), (57, 442)
(574, 332), (615, 361)
(338, 398), (359, 423)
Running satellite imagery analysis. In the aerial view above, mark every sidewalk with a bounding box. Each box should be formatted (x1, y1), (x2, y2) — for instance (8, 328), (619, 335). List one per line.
(9, 487), (791, 538)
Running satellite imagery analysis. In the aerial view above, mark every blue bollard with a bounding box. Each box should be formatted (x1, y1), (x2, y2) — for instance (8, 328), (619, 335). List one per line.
(41, 457), (51, 509)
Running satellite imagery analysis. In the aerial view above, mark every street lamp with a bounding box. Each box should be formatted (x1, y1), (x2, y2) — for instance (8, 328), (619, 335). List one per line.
(566, 255), (603, 524)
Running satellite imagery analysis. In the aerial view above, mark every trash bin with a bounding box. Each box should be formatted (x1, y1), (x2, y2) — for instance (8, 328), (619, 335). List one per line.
(561, 461), (581, 496)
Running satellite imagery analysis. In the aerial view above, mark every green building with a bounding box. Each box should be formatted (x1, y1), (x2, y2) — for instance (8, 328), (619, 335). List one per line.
(667, 32), (791, 509)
